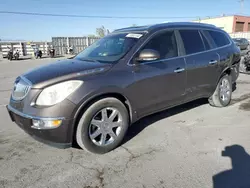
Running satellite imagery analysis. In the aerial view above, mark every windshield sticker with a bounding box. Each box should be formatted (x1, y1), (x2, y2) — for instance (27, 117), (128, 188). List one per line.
(126, 33), (143, 39)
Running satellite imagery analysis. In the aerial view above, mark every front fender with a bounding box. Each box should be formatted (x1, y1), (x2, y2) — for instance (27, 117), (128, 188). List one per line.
(68, 85), (135, 122)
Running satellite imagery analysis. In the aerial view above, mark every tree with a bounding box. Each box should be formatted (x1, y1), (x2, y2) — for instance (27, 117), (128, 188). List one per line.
(96, 26), (110, 37)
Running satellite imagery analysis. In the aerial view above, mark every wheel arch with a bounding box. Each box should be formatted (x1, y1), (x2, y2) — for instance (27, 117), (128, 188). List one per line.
(71, 92), (134, 143)
(217, 66), (232, 84)
(221, 66), (232, 76)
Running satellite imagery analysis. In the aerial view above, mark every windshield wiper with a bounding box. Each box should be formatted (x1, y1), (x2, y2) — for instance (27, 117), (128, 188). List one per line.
(77, 58), (99, 62)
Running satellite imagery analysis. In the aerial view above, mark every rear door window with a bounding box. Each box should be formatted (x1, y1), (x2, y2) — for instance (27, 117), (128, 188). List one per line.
(201, 30), (217, 49)
(207, 31), (230, 47)
(200, 31), (211, 50)
(179, 30), (205, 55)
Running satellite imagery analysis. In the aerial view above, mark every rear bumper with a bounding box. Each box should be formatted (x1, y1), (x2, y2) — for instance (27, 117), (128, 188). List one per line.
(6, 105), (73, 148)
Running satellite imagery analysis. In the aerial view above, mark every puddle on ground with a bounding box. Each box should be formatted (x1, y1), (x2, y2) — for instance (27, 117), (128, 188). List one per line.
(231, 93), (250, 105)
(237, 80), (250, 85)
(239, 100), (250, 111)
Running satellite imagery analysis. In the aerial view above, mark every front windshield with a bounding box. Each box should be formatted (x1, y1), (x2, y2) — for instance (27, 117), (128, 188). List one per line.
(74, 33), (143, 63)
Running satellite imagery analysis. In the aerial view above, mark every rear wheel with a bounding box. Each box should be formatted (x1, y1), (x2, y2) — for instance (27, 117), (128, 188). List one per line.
(208, 74), (232, 107)
(76, 97), (129, 154)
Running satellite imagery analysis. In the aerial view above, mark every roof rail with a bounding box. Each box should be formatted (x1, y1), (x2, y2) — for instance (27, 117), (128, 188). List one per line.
(113, 25), (150, 32)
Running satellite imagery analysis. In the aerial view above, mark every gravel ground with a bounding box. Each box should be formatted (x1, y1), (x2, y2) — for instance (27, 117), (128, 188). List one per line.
(0, 57), (250, 188)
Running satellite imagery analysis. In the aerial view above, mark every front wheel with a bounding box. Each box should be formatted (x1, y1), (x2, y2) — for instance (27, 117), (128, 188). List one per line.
(76, 97), (129, 154)
(208, 74), (232, 107)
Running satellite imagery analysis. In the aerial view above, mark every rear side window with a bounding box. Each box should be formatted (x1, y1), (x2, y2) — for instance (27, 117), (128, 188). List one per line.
(207, 31), (230, 47)
(202, 30), (217, 49)
(179, 30), (205, 55)
(142, 30), (178, 59)
(200, 32), (211, 50)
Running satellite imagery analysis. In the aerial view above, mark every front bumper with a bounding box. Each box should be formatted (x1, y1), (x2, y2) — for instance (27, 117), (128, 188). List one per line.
(6, 105), (73, 148)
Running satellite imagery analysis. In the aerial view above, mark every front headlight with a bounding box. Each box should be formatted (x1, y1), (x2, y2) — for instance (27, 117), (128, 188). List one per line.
(36, 80), (83, 106)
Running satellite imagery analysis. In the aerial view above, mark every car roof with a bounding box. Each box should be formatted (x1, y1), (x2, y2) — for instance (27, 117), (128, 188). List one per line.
(113, 22), (218, 33)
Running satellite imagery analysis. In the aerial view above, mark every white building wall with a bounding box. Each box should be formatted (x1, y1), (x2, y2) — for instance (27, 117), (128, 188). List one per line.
(193, 16), (234, 33)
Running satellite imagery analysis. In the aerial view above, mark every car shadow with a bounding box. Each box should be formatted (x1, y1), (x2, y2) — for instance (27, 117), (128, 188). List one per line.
(123, 98), (208, 144)
(7, 57), (33, 61)
(36, 55), (66, 59)
(232, 82), (237, 92)
(71, 98), (208, 150)
(213, 145), (250, 188)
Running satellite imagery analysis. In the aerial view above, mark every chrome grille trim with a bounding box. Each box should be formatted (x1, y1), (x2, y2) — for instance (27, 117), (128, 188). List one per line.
(11, 76), (32, 101)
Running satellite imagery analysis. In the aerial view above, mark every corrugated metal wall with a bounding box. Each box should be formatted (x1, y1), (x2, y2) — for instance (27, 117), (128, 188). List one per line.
(68, 37), (87, 53)
(0, 41), (51, 57)
(51, 37), (68, 55)
(24, 42), (52, 55)
(0, 42), (24, 57)
(52, 37), (100, 55)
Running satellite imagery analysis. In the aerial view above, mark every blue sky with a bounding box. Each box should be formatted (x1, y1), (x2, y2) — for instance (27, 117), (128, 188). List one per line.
(0, 0), (249, 41)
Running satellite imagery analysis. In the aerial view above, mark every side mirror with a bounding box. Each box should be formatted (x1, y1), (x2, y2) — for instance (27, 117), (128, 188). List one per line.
(136, 49), (160, 62)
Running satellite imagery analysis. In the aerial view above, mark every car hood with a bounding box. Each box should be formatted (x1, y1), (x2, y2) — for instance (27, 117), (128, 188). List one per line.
(22, 59), (112, 88)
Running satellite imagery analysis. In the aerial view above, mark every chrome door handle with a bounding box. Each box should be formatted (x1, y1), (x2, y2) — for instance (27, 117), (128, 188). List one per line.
(209, 60), (218, 65)
(174, 68), (185, 73)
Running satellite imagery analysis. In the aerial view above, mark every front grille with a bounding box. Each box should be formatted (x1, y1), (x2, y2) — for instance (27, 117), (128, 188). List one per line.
(11, 77), (32, 101)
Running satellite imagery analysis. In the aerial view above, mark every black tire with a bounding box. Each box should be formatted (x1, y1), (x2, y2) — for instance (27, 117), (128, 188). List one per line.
(76, 97), (129, 154)
(208, 74), (232, 107)
(239, 56), (247, 73)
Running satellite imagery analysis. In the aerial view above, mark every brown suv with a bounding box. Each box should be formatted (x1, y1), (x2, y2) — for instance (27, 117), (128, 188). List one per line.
(6, 22), (240, 154)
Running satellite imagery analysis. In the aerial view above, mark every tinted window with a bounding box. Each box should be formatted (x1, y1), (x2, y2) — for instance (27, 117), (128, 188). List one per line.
(142, 31), (178, 59)
(202, 30), (217, 49)
(208, 31), (230, 47)
(200, 32), (211, 50)
(179, 30), (205, 55)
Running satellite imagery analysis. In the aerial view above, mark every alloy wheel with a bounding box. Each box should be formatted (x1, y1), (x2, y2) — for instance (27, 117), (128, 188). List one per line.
(88, 107), (123, 146)
(220, 78), (231, 102)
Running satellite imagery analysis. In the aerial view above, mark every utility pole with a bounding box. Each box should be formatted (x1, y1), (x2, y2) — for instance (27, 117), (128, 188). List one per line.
(239, 0), (244, 14)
